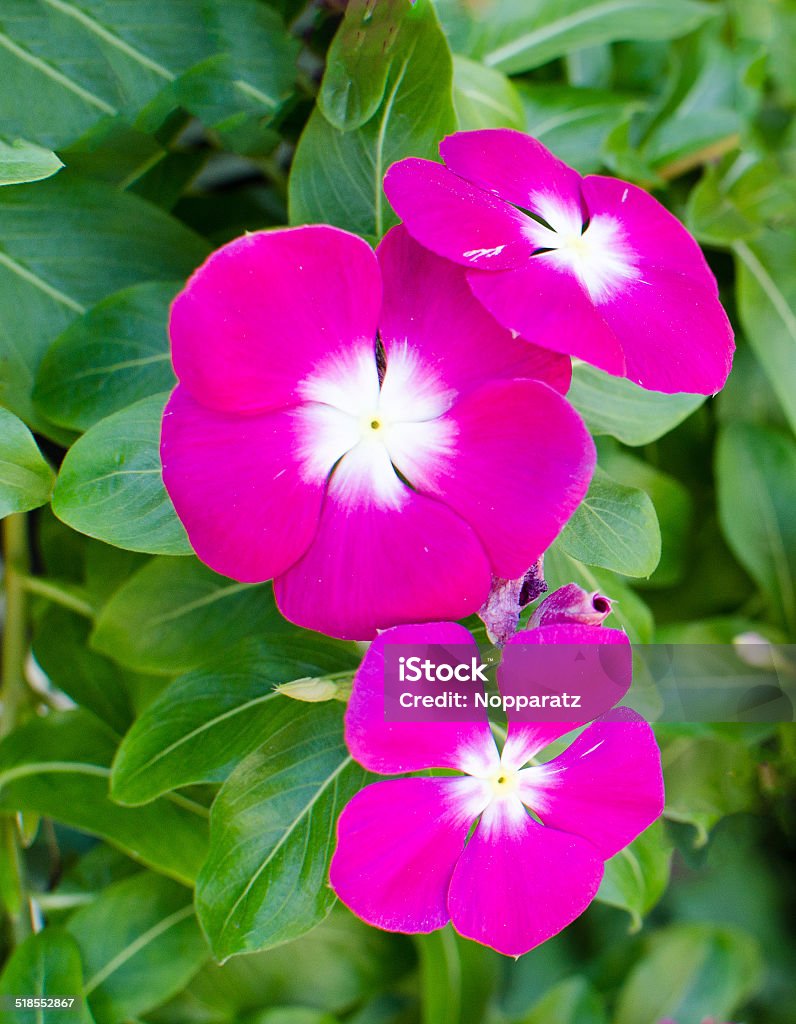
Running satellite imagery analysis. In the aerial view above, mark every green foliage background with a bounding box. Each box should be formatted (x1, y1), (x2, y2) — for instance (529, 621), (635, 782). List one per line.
(0, 1), (795, 1022)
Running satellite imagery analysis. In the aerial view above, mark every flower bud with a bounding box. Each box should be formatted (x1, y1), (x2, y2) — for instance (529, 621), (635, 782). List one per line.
(274, 676), (352, 702)
(528, 583), (612, 630)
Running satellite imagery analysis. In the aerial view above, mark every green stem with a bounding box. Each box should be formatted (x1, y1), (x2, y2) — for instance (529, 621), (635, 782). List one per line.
(2, 514), (30, 739)
(1, 514), (31, 945)
(17, 574), (94, 618)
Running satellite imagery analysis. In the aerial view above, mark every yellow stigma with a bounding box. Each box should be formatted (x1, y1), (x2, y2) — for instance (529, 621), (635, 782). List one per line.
(359, 411), (388, 440)
(489, 768), (519, 798)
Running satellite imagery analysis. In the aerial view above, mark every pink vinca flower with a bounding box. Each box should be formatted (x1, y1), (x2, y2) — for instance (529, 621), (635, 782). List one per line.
(329, 622), (664, 956)
(161, 224), (595, 640)
(385, 128), (734, 394)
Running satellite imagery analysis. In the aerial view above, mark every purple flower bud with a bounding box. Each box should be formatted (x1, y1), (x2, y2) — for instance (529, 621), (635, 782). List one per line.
(528, 583), (612, 630)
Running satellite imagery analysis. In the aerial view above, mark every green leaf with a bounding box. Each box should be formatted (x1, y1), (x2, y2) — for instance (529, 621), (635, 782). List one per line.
(318, 0), (404, 131)
(662, 734), (757, 844)
(289, 0), (456, 238)
(0, 930), (94, 1024)
(0, 174), (207, 434)
(716, 423), (796, 631)
(734, 232), (796, 435)
(33, 607), (134, 734)
(516, 977), (608, 1024)
(34, 282), (177, 432)
(174, 0), (299, 154)
(52, 393), (190, 556)
(558, 467), (661, 577)
(0, 1), (216, 150)
(66, 873), (208, 1024)
(112, 638), (359, 805)
(452, 55), (524, 130)
(543, 547), (655, 643)
(596, 442), (693, 587)
(91, 556), (297, 675)
(0, 711), (208, 884)
(615, 923), (763, 1024)
(517, 84), (643, 174)
(471, 0), (718, 76)
(0, 138), (62, 185)
(596, 820), (673, 929)
(416, 928), (500, 1024)
(183, 907), (413, 1019)
(568, 362), (704, 445)
(0, 406), (54, 517)
(196, 702), (368, 960)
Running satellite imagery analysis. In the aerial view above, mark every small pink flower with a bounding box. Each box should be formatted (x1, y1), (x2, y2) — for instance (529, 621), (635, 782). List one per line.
(330, 622), (664, 956)
(384, 128), (734, 394)
(161, 223), (595, 640)
(528, 582), (612, 629)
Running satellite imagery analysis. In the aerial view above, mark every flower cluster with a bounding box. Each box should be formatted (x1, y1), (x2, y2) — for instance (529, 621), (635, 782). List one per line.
(329, 601), (664, 957)
(160, 128), (729, 955)
(162, 128), (732, 639)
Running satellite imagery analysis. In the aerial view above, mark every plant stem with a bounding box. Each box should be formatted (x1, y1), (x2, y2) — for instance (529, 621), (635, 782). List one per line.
(1, 514), (31, 945)
(17, 574), (94, 619)
(2, 514), (30, 739)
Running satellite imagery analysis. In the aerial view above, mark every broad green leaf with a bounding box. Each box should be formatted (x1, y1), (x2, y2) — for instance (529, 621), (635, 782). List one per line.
(0, 406), (54, 517)
(597, 443), (693, 587)
(558, 468), (661, 577)
(734, 232), (796, 435)
(33, 607), (134, 734)
(0, 174), (207, 433)
(517, 84), (643, 174)
(568, 362), (704, 445)
(596, 820), (672, 929)
(183, 907), (413, 1019)
(517, 977), (608, 1024)
(196, 702), (368, 959)
(716, 423), (796, 631)
(543, 546), (654, 643)
(289, 0), (455, 238)
(91, 556), (296, 675)
(34, 282), (177, 431)
(452, 56), (524, 131)
(112, 638), (359, 805)
(662, 734), (757, 844)
(0, 1), (213, 150)
(468, 0), (717, 76)
(52, 393), (190, 556)
(174, 0), (299, 155)
(0, 711), (208, 884)
(615, 923), (763, 1024)
(249, 1012), (338, 1024)
(67, 873), (208, 1024)
(0, 930), (94, 1024)
(0, 138), (62, 185)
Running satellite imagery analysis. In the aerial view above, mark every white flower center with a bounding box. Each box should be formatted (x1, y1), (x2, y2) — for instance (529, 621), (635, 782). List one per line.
(523, 192), (640, 303)
(294, 342), (457, 508)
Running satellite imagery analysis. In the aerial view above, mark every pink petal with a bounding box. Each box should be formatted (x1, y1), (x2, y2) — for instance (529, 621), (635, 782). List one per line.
(273, 473), (492, 640)
(447, 798), (603, 957)
(330, 776), (491, 934)
(441, 129), (584, 221)
(582, 175), (719, 295)
(467, 260), (627, 376)
(383, 158), (532, 270)
(161, 387), (324, 582)
(170, 226), (381, 414)
(518, 707), (665, 860)
(401, 379), (595, 580)
(497, 625), (632, 770)
(596, 263), (735, 394)
(377, 226), (571, 396)
(344, 623), (499, 775)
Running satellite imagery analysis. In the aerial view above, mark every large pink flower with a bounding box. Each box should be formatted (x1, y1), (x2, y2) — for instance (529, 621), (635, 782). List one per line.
(161, 224), (594, 640)
(329, 622), (664, 956)
(384, 129), (734, 394)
